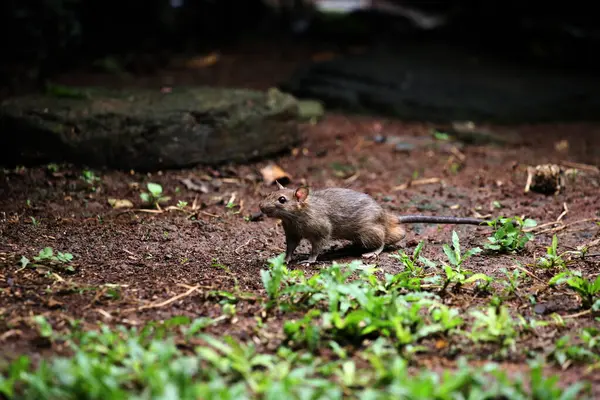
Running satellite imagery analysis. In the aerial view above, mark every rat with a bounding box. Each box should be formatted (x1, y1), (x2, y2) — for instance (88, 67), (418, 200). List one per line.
(259, 181), (487, 265)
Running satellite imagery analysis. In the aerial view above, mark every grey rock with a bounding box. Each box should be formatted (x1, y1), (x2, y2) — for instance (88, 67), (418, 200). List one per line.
(281, 43), (600, 124)
(0, 87), (301, 171)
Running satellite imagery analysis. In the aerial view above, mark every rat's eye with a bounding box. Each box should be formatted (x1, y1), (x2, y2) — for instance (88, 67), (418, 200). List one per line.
(278, 196), (287, 204)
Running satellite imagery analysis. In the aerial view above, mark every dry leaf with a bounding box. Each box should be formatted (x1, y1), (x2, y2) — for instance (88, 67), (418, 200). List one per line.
(108, 198), (134, 209)
(185, 53), (220, 69)
(260, 164), (292, 185)
(554, 140), (569, 152)
(180, 178), (210, 193)
(46, 297), (64, 308)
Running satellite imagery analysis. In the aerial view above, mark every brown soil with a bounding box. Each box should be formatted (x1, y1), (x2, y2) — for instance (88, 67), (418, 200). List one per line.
(1, 40), (600, 395)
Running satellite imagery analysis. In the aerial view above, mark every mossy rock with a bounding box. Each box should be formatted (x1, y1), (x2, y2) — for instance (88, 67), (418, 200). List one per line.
(0, 86), (301, 171)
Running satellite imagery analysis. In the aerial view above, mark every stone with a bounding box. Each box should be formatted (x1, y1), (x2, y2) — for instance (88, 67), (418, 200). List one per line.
(0, 86), (301, 171)
(280, 42), (600, 124)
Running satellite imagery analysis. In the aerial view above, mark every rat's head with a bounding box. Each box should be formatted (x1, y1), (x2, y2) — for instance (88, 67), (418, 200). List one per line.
(259, 181), (310, 220)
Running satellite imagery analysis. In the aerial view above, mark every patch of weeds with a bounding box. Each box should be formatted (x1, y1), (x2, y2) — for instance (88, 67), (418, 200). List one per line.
(469, 306), (518, 351)
(549, 270), (600, 309)
(19, 247), (76, 273)
(549, 329), (600, 370)
(537, 235), (567, 269)
(32, 315), (54, 339)
(0, 319), (588, 399)
(330, 162), (356, 179)
(208, 259), (257, 304)
(80, 169), (100, 191)
(46, 163), (60, 173)
(500, 267), (525, 297)
(552, 270), (600, 309)
(443, 231), (482, 269)
(140, 182), (171, 209)
(439, 231), (490, 293)
(262, 255), (464, 351)
(45, 82), (88, 99)
(390, 241), (436, 277)
(484, 216), (537, 253)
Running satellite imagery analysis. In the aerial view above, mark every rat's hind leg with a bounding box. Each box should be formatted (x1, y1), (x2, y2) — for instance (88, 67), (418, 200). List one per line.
(356, 226), (386, 259)
(298, 237), (328, 265)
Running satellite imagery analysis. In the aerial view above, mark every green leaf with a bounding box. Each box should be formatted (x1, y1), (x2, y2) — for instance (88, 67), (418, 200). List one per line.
(522, 218), (538, 228)
(442, 244), (458, 266)
(35, 247), (53, 261)
(147, 182), (163, 196)
(463, 247), (482, 260)
(19, 256), (30, 268)
(419, 256), (437, 269)
(33, 315), (53, 338)
(413, 241), (424, 259)
(140, 193), (151, 203)
(548, 272), (570, 286)
(451, 231), (461, 256)
(463, 273), (492, 284)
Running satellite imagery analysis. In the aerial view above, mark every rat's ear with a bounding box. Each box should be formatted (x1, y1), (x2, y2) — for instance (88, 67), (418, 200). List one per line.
(294, 187), (309, 202)
(275, 180), (285, 190)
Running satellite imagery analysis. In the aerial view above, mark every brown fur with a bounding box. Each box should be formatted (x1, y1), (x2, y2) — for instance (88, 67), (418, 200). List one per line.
(259, 185), (406, 264)
(260, 184), (487, 264)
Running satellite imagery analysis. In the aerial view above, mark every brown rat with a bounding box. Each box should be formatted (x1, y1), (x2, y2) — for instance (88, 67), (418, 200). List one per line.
(259, 181), (487, 264)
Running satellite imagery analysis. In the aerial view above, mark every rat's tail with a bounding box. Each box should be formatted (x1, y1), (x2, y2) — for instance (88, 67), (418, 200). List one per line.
(397, 215), (487, 225)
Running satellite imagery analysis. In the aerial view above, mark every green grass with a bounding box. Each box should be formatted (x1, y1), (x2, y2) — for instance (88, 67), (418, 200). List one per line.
(3, 228), (597, 399)
(0, 319), (588, 400)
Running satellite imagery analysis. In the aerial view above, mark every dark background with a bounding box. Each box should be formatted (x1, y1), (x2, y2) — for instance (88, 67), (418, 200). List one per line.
(1, 0), (598, 95)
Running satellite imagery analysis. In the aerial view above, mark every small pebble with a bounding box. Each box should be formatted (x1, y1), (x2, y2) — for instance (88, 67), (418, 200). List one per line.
(533, 303), (547, 315)
(394, 142), (416, 152)
(372, 134), (387, 144)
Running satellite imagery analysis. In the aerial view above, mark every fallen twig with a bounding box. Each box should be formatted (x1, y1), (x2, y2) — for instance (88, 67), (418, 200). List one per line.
(134, 285), (200, 311)
(511, 264), (546, 285)
(235, 238), (253, 255)
(392, 177), (441, 191)
(556, 202), (569, 222)
(534, 218), (600, 235)
(562, 309), (592, 319)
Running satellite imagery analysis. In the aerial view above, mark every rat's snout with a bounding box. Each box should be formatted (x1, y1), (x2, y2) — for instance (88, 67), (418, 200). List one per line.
(259, 200), (272, 215)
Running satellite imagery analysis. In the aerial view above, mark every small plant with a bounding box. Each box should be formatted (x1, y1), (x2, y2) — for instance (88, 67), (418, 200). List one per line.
(484, 216), (537, 253)
(549, 271), (600, 309)
(46, 163), (60, 173)
(443, 231), (482, 270)
(260, 253), (289, 307)
(549, 333), (600, 369)
(469, 306), (517, 349)
(438, 231), (488, 292)
(30, 216), (39, 226)
(19, 247), (76, 273)
(440, 265), (492, 293)
(81, 169), (100, 186)
(177, 200), (188, 209)
(390, 241), (436, 277)
(500, 267), (524, 297)
(536, 235), (566, 268)
(140, 182), (171, 209)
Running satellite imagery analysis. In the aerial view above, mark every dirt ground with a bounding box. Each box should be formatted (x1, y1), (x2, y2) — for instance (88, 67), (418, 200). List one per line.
(1, 41), (600, 395)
